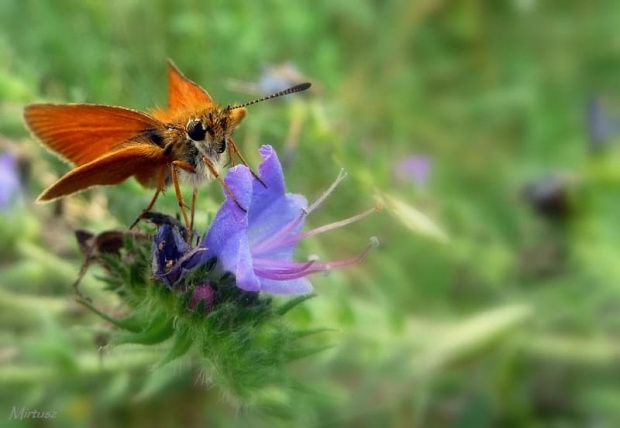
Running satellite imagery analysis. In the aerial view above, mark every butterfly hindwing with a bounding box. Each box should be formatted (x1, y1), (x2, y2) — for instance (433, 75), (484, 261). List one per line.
(37, 144), (167, 201)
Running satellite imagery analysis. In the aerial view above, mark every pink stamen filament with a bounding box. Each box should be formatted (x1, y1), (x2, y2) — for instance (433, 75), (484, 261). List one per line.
(254, 267), (317, 281)
(294, 242), (373, 274)
(253, 241), (374, 281)
(252, 258), (314, 270)
(253, 260), (316, 280)
(253, 259), (316, 274)
(262, 206), (377, 254)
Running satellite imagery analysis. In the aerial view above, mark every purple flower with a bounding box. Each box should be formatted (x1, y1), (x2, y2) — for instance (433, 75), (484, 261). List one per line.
(258, 63), (305, 97)
(394, 155), (432, 187)
(152, 222), (201, 288)
(0, 153), (22, 210)
(197, 145), (376, 294)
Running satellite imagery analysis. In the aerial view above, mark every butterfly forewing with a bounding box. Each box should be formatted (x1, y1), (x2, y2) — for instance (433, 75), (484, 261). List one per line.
(151, 61), (216, 122)
(24, 104), (166, 166)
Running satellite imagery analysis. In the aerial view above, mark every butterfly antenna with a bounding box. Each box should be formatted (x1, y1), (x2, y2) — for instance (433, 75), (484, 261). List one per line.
(227, 82), (311, 110)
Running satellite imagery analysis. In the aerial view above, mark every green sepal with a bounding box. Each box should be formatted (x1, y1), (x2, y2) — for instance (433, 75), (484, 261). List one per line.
(284, 344), (334, 361)
(156, 326), (194, 368)
(76, 297), (141, 332)
(290, 327), (335, 341)
(276, 294), (316, 316)
(112, 315), (174, 345)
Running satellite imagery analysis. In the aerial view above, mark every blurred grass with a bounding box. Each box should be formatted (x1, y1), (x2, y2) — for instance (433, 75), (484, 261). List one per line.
(2, 0), (620, 426)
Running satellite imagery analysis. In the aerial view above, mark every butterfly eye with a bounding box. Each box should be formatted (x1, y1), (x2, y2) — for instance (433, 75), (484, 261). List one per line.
(186, 120), (206, 141)
(216, 138), (227, 154)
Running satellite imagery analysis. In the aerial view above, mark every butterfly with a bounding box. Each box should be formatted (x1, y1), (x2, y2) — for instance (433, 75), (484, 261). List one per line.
(24, 60), (310, 236)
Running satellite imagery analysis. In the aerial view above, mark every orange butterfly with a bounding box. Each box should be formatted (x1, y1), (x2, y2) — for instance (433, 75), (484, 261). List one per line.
(24, 61), (310, 235)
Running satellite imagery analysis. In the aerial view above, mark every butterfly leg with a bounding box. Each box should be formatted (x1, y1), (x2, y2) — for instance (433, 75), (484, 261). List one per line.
(171, 160), (196, 239)
(227, 137), (266, 188)
(226, 141), (237, 167)
(72, 254), (93, 301)
(190, 186), (198, 235)
(130, 166), (167, 230)
(202, 156), (247, 212)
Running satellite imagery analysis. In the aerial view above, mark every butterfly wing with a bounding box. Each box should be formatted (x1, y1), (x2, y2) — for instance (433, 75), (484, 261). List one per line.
(24, 104), (166, 166)
(151, 60), (215, 122)
(37, 144), (167, 202)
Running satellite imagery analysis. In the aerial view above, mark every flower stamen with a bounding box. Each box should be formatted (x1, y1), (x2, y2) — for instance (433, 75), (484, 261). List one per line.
(251, 169), (350, 256)
(297, 237), (378, 275)
(254, 260), (316, 280)
(305, 169), (347, 214)
(272, 204), (379, 251)
(255, 237), (377, 281)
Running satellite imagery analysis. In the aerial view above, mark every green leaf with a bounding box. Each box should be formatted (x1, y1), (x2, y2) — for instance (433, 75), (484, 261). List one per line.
(379, 193), (449, 244)
(416, 304), (532, 372)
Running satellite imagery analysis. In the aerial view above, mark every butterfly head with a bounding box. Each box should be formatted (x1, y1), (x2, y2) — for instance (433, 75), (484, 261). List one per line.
(184, 107), (247, 157)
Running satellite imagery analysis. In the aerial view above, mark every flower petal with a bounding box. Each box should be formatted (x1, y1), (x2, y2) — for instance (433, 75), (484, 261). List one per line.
(203, 165), (252, 254)
(248, 193), (307, 258)
(258, 277), (313, 295)
(256, 145), (286, 196)
(243, 146), (308, 253)
(221, 164), (254, 219)
(248, 146), (308, 237)
(234, 239), (261, 291)
(202, 165), (261, 291)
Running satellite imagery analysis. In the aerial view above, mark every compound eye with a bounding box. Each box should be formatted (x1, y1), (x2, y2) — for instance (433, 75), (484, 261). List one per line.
(216, 138), (227, 154)
(186, 120), (206, 141)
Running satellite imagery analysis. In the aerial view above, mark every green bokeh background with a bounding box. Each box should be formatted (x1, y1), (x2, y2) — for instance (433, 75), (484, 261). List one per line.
(2, 0), (620, 426)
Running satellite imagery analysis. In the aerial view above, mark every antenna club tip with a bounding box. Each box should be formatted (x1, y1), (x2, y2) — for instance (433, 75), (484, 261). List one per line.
(297, 82), (312, 91)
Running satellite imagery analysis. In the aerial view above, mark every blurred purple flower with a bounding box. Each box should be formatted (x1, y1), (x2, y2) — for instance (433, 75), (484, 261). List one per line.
(394, 155), (432, 187)
(0, 153), (22, 210)
(587, 96), (618, 152)
(195, 145), (376, 294)
(258, 63), (305, 96)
